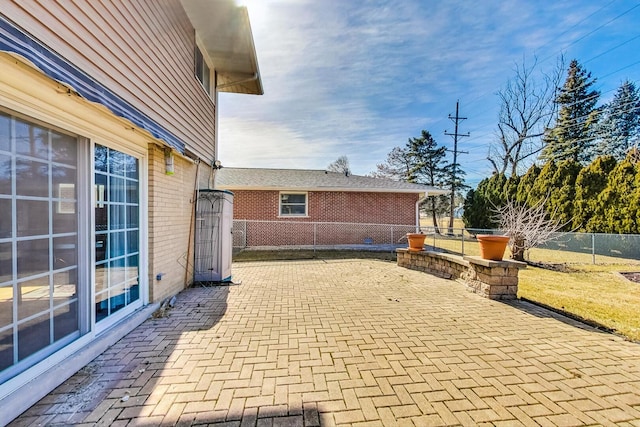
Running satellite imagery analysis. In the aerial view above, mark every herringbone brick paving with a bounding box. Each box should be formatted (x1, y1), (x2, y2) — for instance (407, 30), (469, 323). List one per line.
(10, 259), (640, 426)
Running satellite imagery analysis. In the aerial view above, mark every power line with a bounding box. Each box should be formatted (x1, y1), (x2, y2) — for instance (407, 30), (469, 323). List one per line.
(534, 0), (620, 56)
(540, 2), (640, 64)
(584, 33), (640, 65)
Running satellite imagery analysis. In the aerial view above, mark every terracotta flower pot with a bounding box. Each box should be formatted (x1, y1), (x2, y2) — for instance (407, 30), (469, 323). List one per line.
(477, 234), (509, 260)
(406, 233), (426, 252)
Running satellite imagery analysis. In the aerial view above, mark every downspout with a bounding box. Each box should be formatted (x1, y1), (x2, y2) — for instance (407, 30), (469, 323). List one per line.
(211, 71), (220, 190)
(185, 159), (201, 287)
(415, 192), (427, 232)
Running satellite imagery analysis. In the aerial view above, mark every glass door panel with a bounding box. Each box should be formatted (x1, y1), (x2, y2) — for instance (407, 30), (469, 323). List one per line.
(0, 112), (80, 382)
(94, 145), (139, 323)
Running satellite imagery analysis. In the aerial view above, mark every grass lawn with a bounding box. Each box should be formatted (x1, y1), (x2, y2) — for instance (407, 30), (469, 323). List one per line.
(429, 239), (640, 341)
(518, 263), (640, 342)
(234, 244), (640, 342)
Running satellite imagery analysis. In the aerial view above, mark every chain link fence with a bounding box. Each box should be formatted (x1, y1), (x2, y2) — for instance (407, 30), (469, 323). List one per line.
(232, 220), (418, 251)
(534, 231), (640, 263)
(428, 228), (640, 264)
(233, 220), (640, 264)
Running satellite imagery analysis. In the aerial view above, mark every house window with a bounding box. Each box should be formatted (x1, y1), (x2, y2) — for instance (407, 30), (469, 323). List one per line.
(195, 45), (211, 94)
(280, 193), (307, 216)
(0, 111), (82, 382)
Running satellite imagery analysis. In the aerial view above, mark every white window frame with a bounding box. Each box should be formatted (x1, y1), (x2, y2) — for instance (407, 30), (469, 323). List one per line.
(90, 140), (148, 334)
(279, 192), (308, 217)
(0, 109), (150, 373)
(194, 40), (213, 97)
(0, 109), (88, 384)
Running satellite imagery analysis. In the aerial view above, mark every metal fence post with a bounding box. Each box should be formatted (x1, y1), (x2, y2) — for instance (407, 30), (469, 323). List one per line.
(592, 233), (595, 265)
(313, 222), (317, 253)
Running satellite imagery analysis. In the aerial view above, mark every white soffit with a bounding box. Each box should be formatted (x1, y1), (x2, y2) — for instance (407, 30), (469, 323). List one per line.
(180, 0), (263, 95)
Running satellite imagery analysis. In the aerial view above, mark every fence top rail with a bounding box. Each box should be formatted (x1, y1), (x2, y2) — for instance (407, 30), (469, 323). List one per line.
(234, 220), (640, 239)
(234, 219), (419, 228)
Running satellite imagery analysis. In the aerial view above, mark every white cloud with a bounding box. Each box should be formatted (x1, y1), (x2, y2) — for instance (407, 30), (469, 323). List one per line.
(220, 0), (640, 182)
(218, 117), (343, 169)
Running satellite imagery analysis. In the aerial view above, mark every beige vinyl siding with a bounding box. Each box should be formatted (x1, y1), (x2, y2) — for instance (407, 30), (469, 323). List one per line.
(3, 0), (216, 161)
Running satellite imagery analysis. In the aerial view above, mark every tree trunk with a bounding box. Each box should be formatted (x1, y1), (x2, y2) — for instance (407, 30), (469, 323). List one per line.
(431, 198), (440, 234)
(511, 236), (526, 261)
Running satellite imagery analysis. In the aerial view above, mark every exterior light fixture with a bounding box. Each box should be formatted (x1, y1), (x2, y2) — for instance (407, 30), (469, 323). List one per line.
(164, 147), (174, 175)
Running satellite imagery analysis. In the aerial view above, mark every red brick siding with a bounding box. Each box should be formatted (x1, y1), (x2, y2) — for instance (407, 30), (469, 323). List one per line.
(231, 190), (419, 247)
(309, 192), (417, 224)
(232, 190), (281, 220)
(233, 190), (418, 224)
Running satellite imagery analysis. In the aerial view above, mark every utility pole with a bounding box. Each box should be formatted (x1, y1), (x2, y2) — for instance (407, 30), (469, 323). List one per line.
(444, 100), (469, 235)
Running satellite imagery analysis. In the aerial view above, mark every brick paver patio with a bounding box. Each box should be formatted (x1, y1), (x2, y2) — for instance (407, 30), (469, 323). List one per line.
(10, 259), (640, 426)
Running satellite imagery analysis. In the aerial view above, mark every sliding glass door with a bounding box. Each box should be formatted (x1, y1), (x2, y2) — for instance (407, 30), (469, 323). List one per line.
(0, 112), (80, 382)
(0, 110), (144, 383)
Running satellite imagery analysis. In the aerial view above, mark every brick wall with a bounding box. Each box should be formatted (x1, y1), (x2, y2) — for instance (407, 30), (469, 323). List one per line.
(232, 190), (419, 247)
(233, 190), (280, 220)
(233, 190), (419, 224)
(147, 146), (210, 303)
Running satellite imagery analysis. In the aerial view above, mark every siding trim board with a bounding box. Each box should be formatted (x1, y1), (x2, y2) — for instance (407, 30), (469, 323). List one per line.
(0, 14), (186, 153)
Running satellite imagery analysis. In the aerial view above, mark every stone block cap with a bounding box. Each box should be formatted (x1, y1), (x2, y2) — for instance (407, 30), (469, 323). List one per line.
(463, 255), (527, 269)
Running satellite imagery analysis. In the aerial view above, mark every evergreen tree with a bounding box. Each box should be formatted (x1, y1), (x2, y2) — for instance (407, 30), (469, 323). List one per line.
(600, 155), (638, 233)
(462, 173), (507, 229)
(573, 156), (617, 232)
(546, 159), (581, 229)
(594, 80), (640, 160)
(515, 164), (541, 205)
(541, 59), (600, 163)
(462, 188), (477, 229)
(632, 155), (640, 232)
(504, 175), (520, 202)
(406, 130), (449, 232)
(527, 160), (557, 207)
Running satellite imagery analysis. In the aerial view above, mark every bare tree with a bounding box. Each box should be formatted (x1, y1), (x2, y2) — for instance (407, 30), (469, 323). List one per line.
(493, 199), (569, 262)
(368, 147), (411, 181)
(327, 155), (351, 174)
(488, 56), (564, 177)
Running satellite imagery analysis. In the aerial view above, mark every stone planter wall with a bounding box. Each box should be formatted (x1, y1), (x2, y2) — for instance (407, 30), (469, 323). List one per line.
(396, 249), (527, 300)
(396, 249), (469, 280)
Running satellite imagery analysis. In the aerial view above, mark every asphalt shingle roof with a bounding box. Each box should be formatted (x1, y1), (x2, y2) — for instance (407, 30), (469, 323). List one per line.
(215, 167), (448, 195)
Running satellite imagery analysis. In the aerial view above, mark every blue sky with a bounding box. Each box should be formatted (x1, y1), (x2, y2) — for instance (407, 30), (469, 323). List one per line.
(218, 0), (640, 188)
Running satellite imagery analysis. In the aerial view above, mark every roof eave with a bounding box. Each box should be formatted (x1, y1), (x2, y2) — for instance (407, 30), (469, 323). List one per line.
(180, 0), (263, 95)
(215, 185), (447, 195)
